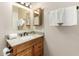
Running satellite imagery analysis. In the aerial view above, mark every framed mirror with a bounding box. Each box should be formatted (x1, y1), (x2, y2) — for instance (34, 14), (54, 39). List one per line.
(12, 3), (31, 30)
(33, 8), (43, 26)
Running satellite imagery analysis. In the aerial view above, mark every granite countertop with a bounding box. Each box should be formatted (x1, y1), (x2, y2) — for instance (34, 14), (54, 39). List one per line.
(6, 34), (43, 47)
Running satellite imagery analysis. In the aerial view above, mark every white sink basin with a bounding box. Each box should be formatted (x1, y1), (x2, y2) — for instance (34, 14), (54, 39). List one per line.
(20, 36), (32, 40)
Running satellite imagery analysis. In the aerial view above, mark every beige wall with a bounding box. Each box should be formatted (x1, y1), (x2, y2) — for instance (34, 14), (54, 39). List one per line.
(0, 2), (13, 55)
(32, 2), (79, 56)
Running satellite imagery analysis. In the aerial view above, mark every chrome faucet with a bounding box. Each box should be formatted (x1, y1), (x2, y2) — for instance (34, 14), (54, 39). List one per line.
(24, 32), (28, 36)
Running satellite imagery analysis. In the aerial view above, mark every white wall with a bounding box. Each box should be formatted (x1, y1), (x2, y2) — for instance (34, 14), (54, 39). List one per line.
(32, 2), (79, 56)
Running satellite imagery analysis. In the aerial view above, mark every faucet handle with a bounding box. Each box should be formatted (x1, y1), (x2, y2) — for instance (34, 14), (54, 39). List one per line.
(24, 32), (28, 36)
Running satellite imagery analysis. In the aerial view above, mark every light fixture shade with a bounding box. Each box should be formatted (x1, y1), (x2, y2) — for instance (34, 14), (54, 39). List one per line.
(20, 2), (25, 4)
(16, 2), (31, 8)
(25, 2), (30, 6)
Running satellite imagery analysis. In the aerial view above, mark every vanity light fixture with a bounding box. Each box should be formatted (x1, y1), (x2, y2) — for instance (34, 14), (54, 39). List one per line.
(17, 2), (31, 8)
(12, 2), (31, 11)
(20, 2), (25, 5)
(25, 2), (31, 8)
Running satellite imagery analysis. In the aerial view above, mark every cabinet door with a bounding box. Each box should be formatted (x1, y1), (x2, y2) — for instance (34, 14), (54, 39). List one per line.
(16, 46), (33, 56)
(34, 42), (43, 56)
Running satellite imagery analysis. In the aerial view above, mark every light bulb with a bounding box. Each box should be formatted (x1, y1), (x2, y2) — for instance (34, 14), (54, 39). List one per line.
(20, 2), (24, 4)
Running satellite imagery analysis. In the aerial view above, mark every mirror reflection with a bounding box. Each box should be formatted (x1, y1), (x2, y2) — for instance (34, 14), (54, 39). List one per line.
(12, 3), (31, 30)
(33, 8), (43, 26)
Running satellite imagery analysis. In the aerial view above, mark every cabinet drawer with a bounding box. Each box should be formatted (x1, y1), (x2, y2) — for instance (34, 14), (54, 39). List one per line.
(14, 41), (33, 54)
(34, 37), (43, 44)
(17, 47), (33, 56)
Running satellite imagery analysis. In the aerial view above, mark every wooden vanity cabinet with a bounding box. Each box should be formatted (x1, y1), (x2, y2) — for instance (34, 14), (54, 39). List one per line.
(33, 37), (43, 56)
(10, 36), (44, 56)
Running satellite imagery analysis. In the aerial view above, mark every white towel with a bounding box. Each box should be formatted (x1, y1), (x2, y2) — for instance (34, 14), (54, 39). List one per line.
(49, 10), (57, 26)
(57, 8), (65, 24)
(8, 33), (17, 39)
(17, 18), (25, 26)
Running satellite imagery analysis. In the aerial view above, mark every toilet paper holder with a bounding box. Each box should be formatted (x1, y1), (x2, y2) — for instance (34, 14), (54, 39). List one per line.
(3, 47), (12, 56)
